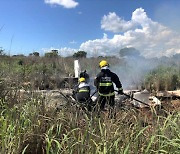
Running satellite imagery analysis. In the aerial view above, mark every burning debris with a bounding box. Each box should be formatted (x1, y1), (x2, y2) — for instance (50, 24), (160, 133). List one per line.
(131, 89), (161, 108)
(156, 90), (180, 100)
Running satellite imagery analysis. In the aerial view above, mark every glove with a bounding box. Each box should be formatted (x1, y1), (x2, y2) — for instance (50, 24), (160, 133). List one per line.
(118, 89), (123, 95)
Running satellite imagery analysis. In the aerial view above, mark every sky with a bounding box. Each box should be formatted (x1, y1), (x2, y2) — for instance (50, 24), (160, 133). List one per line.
(0, 0), (180, 58)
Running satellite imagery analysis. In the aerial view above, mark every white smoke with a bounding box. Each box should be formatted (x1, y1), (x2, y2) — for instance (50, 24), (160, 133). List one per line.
(111, 57), (158, 90)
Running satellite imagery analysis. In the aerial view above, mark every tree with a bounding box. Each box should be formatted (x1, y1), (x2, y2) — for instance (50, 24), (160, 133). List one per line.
(12, 54), (25, 57)
(73, 51), (87, 58)
(29, 51), (40, 57)
(119, 47), (140, 57)
(0, 47), (5, 56)
(45, 50), (58, 58)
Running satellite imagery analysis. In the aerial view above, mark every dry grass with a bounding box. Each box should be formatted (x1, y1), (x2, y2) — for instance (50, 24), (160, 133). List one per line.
(0, 89), (179, 154)
(0, 56), (180, 153)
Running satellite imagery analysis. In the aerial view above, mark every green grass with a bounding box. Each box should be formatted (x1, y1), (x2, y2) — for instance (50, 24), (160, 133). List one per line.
(144, 65), (180, 91)
(0, 56), (180, 153)
(0, 95), (179, 154)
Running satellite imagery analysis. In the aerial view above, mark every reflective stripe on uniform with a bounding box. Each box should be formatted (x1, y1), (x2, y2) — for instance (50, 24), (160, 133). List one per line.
(99, 82), (112, 86)
(98, 91), (115, 96)
(79, 89), (89, 92)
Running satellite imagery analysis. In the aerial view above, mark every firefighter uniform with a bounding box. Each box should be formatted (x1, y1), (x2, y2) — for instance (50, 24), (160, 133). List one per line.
(73, 77), (92, 111)
(94, 60), (123, 110)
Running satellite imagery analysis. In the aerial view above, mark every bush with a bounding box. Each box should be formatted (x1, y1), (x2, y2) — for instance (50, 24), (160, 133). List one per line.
(73, 51), (87, 58)
(144, 65), (180, 91)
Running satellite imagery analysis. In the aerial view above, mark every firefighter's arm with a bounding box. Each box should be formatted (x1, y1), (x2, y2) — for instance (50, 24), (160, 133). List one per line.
(112, 73), (123, 94)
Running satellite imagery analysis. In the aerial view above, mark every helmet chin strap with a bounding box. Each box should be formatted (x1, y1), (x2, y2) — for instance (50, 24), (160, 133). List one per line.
(101, 66), (109, 69)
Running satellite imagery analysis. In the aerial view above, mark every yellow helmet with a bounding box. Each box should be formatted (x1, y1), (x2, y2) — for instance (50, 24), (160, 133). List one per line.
(99, 60), (109, 68)
(79, 77), (85, 83)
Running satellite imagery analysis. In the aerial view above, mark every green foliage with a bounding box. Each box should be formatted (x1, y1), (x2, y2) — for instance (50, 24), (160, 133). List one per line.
(45, 50), (58, 58)
(17, 59), (24, 65)
(119, 47), (140, 57)
(0, 56), (180, 153)
(0, 48), (4, 55)
(73, 51), (87, 58)
(29, 51), (40, 57)
(0, 56), (76, 89)
(0, 54), (180, 153)
(145, 65), (180, 91)
(0, 47), (7, 56)
(0, 96), (179, 153)
(0, 54), (179, 91)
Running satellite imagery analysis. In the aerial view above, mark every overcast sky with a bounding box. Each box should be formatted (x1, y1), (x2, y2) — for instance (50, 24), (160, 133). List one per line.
(0, 0), (180, 57)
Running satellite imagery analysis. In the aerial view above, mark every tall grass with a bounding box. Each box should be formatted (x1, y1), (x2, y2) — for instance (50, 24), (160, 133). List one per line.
(144, 65), (180, 91)
(0, 93), (179, 153)
(0, 55), (180, 153)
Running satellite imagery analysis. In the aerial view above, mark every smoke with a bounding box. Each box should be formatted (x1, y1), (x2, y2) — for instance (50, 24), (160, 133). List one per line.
(111, 56), (159, 90)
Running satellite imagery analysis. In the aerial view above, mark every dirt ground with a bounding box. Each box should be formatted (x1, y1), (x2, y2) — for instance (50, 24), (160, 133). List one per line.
(156, 90), (180, 112)
(168, 90), (180, 96)
(18, 89), (180, 115)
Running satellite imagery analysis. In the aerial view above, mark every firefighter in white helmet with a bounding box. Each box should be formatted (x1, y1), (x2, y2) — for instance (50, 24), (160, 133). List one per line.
(94, 60), (123, 111)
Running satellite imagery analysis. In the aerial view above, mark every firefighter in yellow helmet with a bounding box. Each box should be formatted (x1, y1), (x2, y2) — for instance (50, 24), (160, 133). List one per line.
(73, 77), (92, 111)
(94, 60), (123, 111)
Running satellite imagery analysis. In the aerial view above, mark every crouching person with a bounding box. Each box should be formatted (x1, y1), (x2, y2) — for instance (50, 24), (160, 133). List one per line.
(73, 77), (92, 111)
